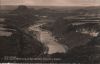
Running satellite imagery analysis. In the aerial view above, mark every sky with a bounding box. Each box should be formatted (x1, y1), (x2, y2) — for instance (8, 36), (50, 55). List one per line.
(0, 0), (100, 6)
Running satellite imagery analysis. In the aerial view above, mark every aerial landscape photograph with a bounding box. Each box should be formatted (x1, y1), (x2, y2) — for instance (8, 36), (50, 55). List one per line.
(0, 0), (100, 64)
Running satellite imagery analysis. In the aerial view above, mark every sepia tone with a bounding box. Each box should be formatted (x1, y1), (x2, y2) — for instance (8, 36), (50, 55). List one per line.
(0, 0), (100, 63)
(0, 0), (100, 6)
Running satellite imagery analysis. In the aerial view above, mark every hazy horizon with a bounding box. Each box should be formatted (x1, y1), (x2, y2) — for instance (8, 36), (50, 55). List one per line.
(0, 5), (100, 10)
(0, 0), (100, 6)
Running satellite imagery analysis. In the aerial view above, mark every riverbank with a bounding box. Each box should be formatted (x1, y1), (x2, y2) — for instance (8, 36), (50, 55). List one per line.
(28, 22), (68, 54)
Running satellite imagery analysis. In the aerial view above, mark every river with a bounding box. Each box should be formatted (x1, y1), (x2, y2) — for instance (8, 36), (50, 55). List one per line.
(28, 23), (68, 54)
(0, 18), (12, 36)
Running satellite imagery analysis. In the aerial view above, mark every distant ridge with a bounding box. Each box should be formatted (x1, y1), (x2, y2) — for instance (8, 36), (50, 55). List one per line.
(0, 5), (88, 10)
